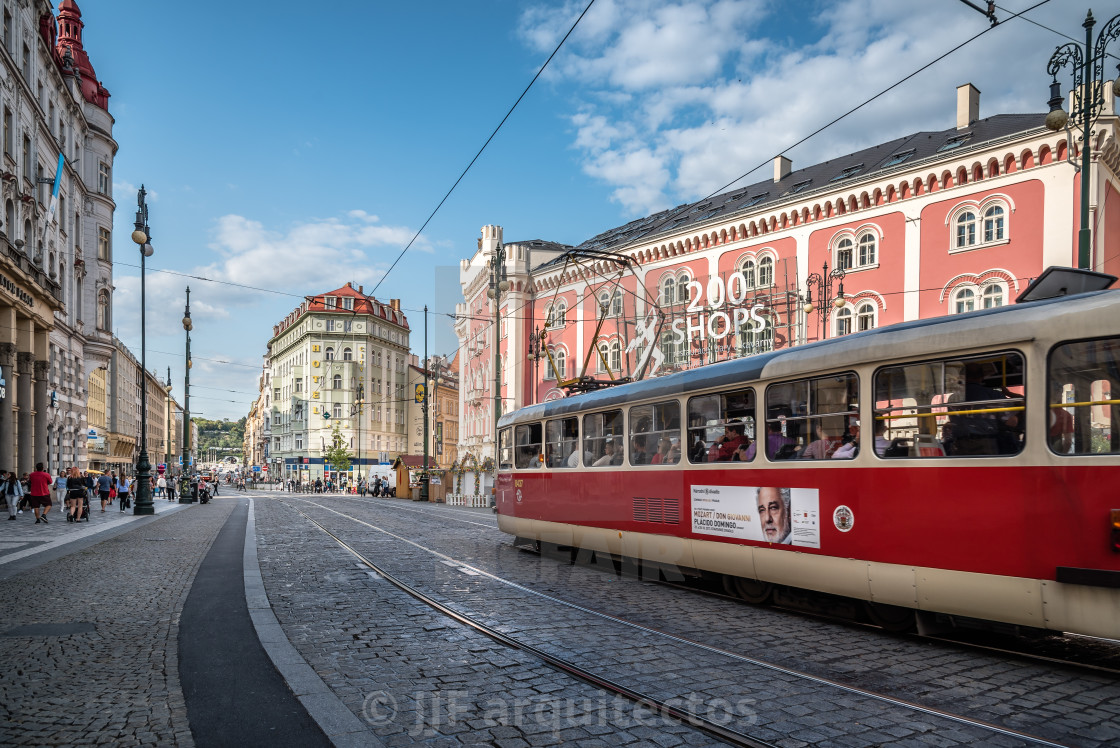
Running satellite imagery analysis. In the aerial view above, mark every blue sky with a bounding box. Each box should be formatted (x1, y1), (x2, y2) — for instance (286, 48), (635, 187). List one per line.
(84, 0), (1097, 419)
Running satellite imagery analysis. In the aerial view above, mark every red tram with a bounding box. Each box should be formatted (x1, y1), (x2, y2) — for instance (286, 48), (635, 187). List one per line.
(495, 278), (1120, 639)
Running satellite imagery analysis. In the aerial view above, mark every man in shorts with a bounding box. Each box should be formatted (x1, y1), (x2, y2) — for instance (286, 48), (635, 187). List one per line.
(28, 463), (53, 524)
(97, 471), (112, 511)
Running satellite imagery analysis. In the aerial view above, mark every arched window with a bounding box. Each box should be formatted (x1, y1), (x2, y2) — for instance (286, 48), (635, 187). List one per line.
(954, 287), (976, 314)
(739, 314), (773, 355)
(597, 341), (609, 373)
(609, 339), (622, 372)
(741, 259), (757, 289)
(659, 329), (677, 366)
(332, 374), (342, 389)
(660, 276), (675, 305)
(96, 289), (110, 331)
(333, 403), (343, 418)
(324, 347), (335, 361)
(554, 348), (566, 380)
(675, 275), (690, 304)
(342, 347), (352, 361)
(983, 205), (1004, 242)
(4, 200), (12, 234)
(598, 289), (623, 317)
(856, 302), (876, 331)
(858, 233), (876, 265)
(546, 300), (567, 329)
(835, 238), (853, 270)
(758, 256), (774, 287)
(982, 284), (1004, 309)
(835, 306), (853, 336)
(955, 211), (977, 248)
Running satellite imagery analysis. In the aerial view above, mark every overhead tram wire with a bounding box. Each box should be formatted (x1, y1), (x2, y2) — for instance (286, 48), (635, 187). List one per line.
(114, 0), (1056, 359)
(639, 0), (1056, 236)
(370, 0), (598, 296)
(994, 2), (1120, 60)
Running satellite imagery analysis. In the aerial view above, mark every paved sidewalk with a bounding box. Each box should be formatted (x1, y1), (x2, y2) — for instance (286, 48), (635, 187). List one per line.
(0, 495), (190, 577)
(0, 498), (233, 747)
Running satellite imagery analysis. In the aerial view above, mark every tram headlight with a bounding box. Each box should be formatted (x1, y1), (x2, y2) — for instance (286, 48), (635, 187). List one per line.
(1111, 509), (1120, 553)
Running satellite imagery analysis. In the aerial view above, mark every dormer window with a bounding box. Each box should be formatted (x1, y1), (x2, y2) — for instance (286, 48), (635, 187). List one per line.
(324, 296), (337, 309)
(881, 149), (915, 168)
(786, 180), (812, 195)
(830, 164), (863, 182)
(744, 193), (768, 208)
(342, 297), (354, 310)
(937, 133), (972, 152)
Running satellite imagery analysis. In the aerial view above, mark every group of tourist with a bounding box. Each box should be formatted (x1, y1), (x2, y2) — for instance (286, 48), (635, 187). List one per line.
(1, 467), (195, 525)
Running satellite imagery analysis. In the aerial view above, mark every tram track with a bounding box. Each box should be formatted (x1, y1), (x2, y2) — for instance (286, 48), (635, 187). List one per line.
(325, 494), (1120, 678)
(274, 495), (1079, 748)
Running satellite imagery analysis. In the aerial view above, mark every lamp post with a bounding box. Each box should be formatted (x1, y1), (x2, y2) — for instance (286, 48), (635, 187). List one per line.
(526, 326), (543, 405)
(1044, 10), (1120, 270)
(130, 187), (155, 516)
(802, 263), (847, 341)
(419, 305), (430, 502)
(180, 287), (194, 503)
(487, 244), (509, 498)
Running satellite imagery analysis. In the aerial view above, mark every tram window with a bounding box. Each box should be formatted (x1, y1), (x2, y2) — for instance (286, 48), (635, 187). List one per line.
(546, 418), (580, 467)
(1048, 337), (1120, 455)
(687, 388), (756, 463)
(765, 374), (858, 460)
(628, 401), (681, 466)
(498, 428), (513, 470)
(873, 352), (1025, 458)
(514, 423), (543, 469)
(583, 409), (624, 467)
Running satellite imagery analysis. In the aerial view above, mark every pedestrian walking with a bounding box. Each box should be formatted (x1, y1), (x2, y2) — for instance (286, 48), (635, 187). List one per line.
(16, 472), (30, 512)
(66, 467), (87, 522)
(28, 463), (53, 524)
(156, 474), (166, 499)
(166, 477), (177, 502)
(3, 469), (21, 520)
(97, 472), (112, 511)
(116, 473), (131, 511)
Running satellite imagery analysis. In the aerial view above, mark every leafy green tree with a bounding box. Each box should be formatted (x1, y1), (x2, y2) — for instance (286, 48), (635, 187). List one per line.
(323, 425), (352, 473)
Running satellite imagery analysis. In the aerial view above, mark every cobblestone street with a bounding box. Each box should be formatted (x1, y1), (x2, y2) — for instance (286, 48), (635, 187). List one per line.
(1, 490), (1117, 748)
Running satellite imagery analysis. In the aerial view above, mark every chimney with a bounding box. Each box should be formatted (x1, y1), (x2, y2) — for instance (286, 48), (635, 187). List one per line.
(390, 299), (400, 311)
(358, 284), (363, 294)
(957, 83), (979, 130)
(774, 155), (791, 183)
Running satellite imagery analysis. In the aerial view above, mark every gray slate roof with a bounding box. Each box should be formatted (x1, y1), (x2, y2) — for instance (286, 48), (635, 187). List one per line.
(532, 113), (1047, 271)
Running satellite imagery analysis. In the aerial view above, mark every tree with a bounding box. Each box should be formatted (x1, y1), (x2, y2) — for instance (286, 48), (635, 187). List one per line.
(322, 425), (352, 473)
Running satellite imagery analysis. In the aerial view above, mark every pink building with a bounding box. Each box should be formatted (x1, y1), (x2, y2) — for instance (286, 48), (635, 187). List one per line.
(456, 84), (1120, 466)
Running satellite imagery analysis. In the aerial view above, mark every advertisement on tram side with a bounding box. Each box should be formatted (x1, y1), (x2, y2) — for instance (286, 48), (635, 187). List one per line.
(690, 485), (820, 548)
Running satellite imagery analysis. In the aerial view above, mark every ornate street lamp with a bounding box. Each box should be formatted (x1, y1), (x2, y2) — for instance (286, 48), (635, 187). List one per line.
(802, 263), (847, 341)
(130, 187), (155, 515)
(526, 326), (543, 405)
(1044, 10), (1120, 270)
(180, 287), (194, 503)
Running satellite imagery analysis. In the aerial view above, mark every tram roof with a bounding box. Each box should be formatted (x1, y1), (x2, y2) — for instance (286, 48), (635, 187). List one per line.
(498, 289), (1119, 428)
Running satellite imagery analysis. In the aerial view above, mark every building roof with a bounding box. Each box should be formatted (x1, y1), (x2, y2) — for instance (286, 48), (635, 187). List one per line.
(392, 455), (438, 469)
(534, 113), (1048, 271)
(271, 282), (409, 338)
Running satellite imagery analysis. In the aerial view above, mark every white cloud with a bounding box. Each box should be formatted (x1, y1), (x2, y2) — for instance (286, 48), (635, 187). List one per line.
(520, 0), (1087, 216)
(111, 210), (429, 346)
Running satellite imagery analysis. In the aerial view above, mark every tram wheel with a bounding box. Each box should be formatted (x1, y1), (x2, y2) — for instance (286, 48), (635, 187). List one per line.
(864, 602), (917, 632)
(731, 576), (773, 604)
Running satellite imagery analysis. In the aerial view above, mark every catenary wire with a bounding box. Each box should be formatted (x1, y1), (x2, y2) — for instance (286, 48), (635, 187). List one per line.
(369, 0), (598, 295)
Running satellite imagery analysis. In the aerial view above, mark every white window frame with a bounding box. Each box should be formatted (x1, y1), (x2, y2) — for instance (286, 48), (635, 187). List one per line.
(833, 306), (853, 336)
(948, 198), (1012, 254)
(981, 281), (1007, 309)
(830, 228), (880, 273)
(952, 285), (978, 314)
(855, 301), (877, 332)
